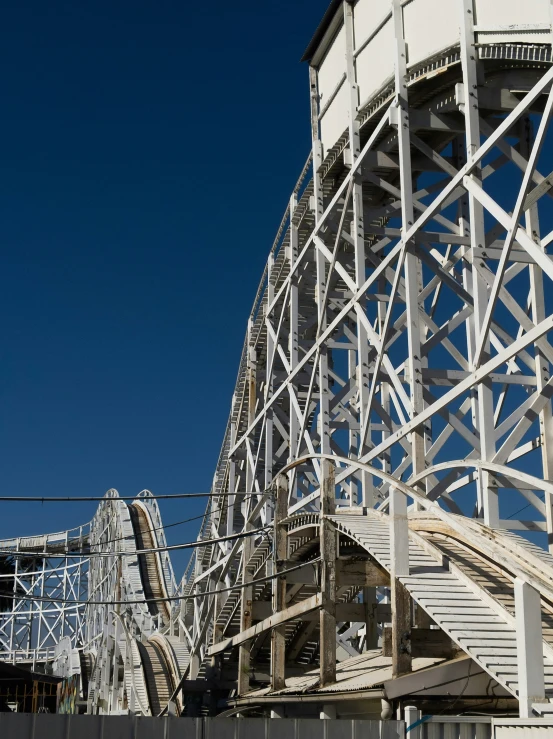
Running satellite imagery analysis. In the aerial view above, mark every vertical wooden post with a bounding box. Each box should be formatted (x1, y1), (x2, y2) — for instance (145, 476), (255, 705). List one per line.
(289, 192), (299, 507)
(363, 586), (378, 650)
(515, 578), (545, 717)
(208, 580), (224, 715)
(459, 0), (498, 527)
(238, 329), (257, 695)
(320, 459), (336, 687)
(390, 485), (411, 678)
(265, 253), (275, 511)
(271, 474), (288, 691)
(521, 116), (553, 552)
(344, 0), (373, 508)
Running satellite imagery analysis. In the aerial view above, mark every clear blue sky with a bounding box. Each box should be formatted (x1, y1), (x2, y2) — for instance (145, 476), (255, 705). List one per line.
(0, 0), (323, 574)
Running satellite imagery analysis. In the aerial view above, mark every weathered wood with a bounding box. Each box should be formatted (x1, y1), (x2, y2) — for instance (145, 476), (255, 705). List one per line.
(253, 601), (370, 621)
(415, 603), (434, 629)
(208, 593), (323, 656)
(275, 561), (318, 584)
(384, 626), (454, 659)
(515, 578), (546, 716)
(271, 474), (288, 691)
(336, 557), (389, 586)
(320, 459), (337, 687)
(364, 586), (378, 649)
(391, 579), (412, 678)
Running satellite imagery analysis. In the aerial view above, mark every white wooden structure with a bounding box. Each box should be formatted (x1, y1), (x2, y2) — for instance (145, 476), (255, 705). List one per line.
(3, 0), (553, 723)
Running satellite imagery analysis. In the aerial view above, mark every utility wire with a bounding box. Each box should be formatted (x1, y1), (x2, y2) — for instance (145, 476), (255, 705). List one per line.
(4, 559), (321, 607)
(89, 495), (257, 548)
(507, 502), (532, 519)
(0, 525), (270, 560)
(0, 492), (257, 502)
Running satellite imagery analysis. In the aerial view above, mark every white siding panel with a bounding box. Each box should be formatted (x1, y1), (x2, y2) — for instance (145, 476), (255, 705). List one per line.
(353, 0), (392, 50)
(318, 25), (346, 108)
(404, 0), (459, 67)
(474, 0), (549, 27)
(475, 0), (551, 44)
(356, 17), (395, 108)
(320, 83), (350, 157)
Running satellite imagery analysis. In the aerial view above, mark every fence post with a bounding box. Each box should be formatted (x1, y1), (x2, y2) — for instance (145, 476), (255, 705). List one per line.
(515, 577), (545, 717)
(404, 705), (422, 737)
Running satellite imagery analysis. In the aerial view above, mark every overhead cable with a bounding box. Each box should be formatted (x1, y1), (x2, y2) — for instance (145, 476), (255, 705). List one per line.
(0, 525), (270, 560)
(4, 559), (321, 607)
(0, 492), (258, 502)
(89, 495), (257, 548)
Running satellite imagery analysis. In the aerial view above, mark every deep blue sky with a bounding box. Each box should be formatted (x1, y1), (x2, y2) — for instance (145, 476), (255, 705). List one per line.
(0, 0), (322, 573)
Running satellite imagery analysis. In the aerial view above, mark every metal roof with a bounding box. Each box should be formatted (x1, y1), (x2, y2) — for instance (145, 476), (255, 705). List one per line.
(247, 650), (445, 697)
(300, 0), (344, 63)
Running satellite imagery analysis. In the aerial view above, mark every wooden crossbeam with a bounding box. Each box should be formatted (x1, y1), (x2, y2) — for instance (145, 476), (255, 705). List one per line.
(208, 593), (322, 657)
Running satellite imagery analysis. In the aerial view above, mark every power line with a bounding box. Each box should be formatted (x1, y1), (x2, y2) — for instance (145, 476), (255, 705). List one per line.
(4, 559), (321, 607)
(90, 495), (257, 548)
(0, 492), (258, 502)
(0, 525), (270, 559)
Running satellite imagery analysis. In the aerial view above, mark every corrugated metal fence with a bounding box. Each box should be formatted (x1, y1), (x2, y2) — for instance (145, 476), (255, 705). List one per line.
(1, 714), (552, 738)
(0, 715), (404, 739)
(409, 714), (553, 738)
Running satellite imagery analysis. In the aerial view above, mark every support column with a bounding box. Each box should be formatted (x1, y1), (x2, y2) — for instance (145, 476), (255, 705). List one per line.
(390, 485), (411, 678)
(265, 254), (275, 501)
(270, 474), (288, 691)
(392, 0), (424, 490)
(459, 0), (498, 527)
(238, 325), (257, 695)
(310, 64), (331, 470)
(208, 580), (224, 715)
(363, 586), (378, 650)
(515, 578), (545, 717)
(523, 117), (553, 551)
(289, 192), (299, 504)
(344, 0), (372, 506)
(390, 0), (412, 679)
(320, 459), (336, 687)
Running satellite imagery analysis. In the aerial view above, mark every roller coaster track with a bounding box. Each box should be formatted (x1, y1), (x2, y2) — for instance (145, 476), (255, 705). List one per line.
(4, 0), (553, 721)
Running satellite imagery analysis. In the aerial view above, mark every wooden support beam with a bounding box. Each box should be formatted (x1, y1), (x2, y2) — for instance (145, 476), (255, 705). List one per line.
(336, 558), (390, 586)
(271, 474), (287, 691)
(364, 587), (378, 650)
(383, 627), (454, 659)
(253, 601), (373, 622)
(320, 459), (337, 687)
(515, 578), (546, 717)
(237, 332), (257, 695)
(391, 579), (412, 679)
(208, 594), (323, 657)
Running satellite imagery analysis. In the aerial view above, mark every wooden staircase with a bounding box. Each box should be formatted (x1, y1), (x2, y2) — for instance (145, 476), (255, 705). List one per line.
(330, 512), (553, 711)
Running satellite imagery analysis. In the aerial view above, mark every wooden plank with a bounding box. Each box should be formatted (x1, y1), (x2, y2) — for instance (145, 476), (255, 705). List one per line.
(428, 607), (493, 615)
(208, 593), (323, 656)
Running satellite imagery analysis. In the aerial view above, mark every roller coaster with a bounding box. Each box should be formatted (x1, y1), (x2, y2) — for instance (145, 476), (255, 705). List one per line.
(3, 0), (553, 723)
